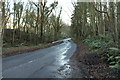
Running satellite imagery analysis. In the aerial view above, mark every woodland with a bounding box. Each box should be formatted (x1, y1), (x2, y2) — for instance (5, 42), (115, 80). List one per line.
(71, 2), (120, 71)
(1, 1), (69, 47)
(0, 0), (120, 76)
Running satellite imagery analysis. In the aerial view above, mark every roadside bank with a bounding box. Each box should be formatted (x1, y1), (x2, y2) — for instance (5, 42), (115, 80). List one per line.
(3, 42), (63, 58)
(71, 42), (119, 78)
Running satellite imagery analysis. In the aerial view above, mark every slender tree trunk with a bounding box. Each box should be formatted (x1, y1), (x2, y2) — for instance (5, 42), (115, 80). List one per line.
(109, 2), (117, 42)
(117, 2), (120, 44)
(1, 1), (5, 41)
(12, 3), (16, 46)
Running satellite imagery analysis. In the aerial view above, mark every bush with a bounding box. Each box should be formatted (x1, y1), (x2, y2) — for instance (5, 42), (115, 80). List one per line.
(83, 35), (120, 70)
(83, 37), (113, 50)
(107, 48), (120, 70)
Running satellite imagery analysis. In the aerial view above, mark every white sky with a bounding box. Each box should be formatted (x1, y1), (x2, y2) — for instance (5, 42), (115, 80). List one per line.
(8, 0), (119, 26)
(57, 0), (77, 25)
(46, 0), (77, 25)
(9, 0), (77, 25)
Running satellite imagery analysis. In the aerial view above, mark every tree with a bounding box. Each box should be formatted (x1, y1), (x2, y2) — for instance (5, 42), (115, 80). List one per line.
(2, 0), (70, 47)
(31, 0), (58, 42)
(50, 7), (62, 40)
(71, 1), (120, 43)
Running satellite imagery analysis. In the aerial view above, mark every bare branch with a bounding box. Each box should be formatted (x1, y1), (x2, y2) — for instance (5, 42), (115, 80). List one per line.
(93, 4), (110, 20)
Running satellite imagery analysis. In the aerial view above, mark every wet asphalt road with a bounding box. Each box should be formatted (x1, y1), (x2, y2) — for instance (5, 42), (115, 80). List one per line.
(2, 39), (77, 78)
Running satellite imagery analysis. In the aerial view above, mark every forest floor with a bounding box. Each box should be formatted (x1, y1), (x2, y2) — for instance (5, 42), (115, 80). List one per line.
(71, 42), (119, 79)
(2, 42), (63, 58)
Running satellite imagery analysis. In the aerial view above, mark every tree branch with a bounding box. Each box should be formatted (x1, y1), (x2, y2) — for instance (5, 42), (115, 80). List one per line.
(93, 4), (110, 20)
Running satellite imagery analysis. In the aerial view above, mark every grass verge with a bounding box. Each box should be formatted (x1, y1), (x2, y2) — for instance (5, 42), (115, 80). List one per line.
(3, 42), (63, 58)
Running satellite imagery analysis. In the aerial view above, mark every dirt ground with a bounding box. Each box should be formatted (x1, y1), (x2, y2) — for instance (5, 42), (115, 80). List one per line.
(2, 42), (63, 58)
(71, 42), (119, 79)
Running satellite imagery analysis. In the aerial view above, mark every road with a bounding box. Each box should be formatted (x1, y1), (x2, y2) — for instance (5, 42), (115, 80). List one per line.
(2, 39), (77, 78)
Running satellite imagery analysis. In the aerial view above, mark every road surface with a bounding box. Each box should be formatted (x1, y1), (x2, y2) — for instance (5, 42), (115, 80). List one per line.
(2, 39), (77, 78)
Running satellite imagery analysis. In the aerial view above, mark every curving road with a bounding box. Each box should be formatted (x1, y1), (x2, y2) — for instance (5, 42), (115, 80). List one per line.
(2, 39), (77, 78)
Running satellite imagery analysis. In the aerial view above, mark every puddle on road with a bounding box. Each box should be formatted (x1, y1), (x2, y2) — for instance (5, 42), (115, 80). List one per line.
(54, 60), (87, 78)
(56, 62), (71, 78)
(52, 43), (73, 78)
(51, 41), (84, 78)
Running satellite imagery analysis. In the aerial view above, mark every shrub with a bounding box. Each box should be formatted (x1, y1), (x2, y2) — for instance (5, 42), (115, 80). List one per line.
(83, 35), (120, 70)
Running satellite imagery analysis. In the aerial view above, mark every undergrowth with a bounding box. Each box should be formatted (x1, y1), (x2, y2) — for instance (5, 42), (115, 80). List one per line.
(83, 34), (120, 70)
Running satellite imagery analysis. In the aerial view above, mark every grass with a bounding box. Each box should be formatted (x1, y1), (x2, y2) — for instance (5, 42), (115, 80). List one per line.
(3, 43), (49, 52)
(2, 42), (62, 58)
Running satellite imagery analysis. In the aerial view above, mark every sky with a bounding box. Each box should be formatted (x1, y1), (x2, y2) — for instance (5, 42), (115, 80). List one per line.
(56, 0), (77, 25)
(46, 0), (77, 25)
(37, 0), (77, 25)
(9, 0), (77, 26)
(8, 0), (119, 26)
